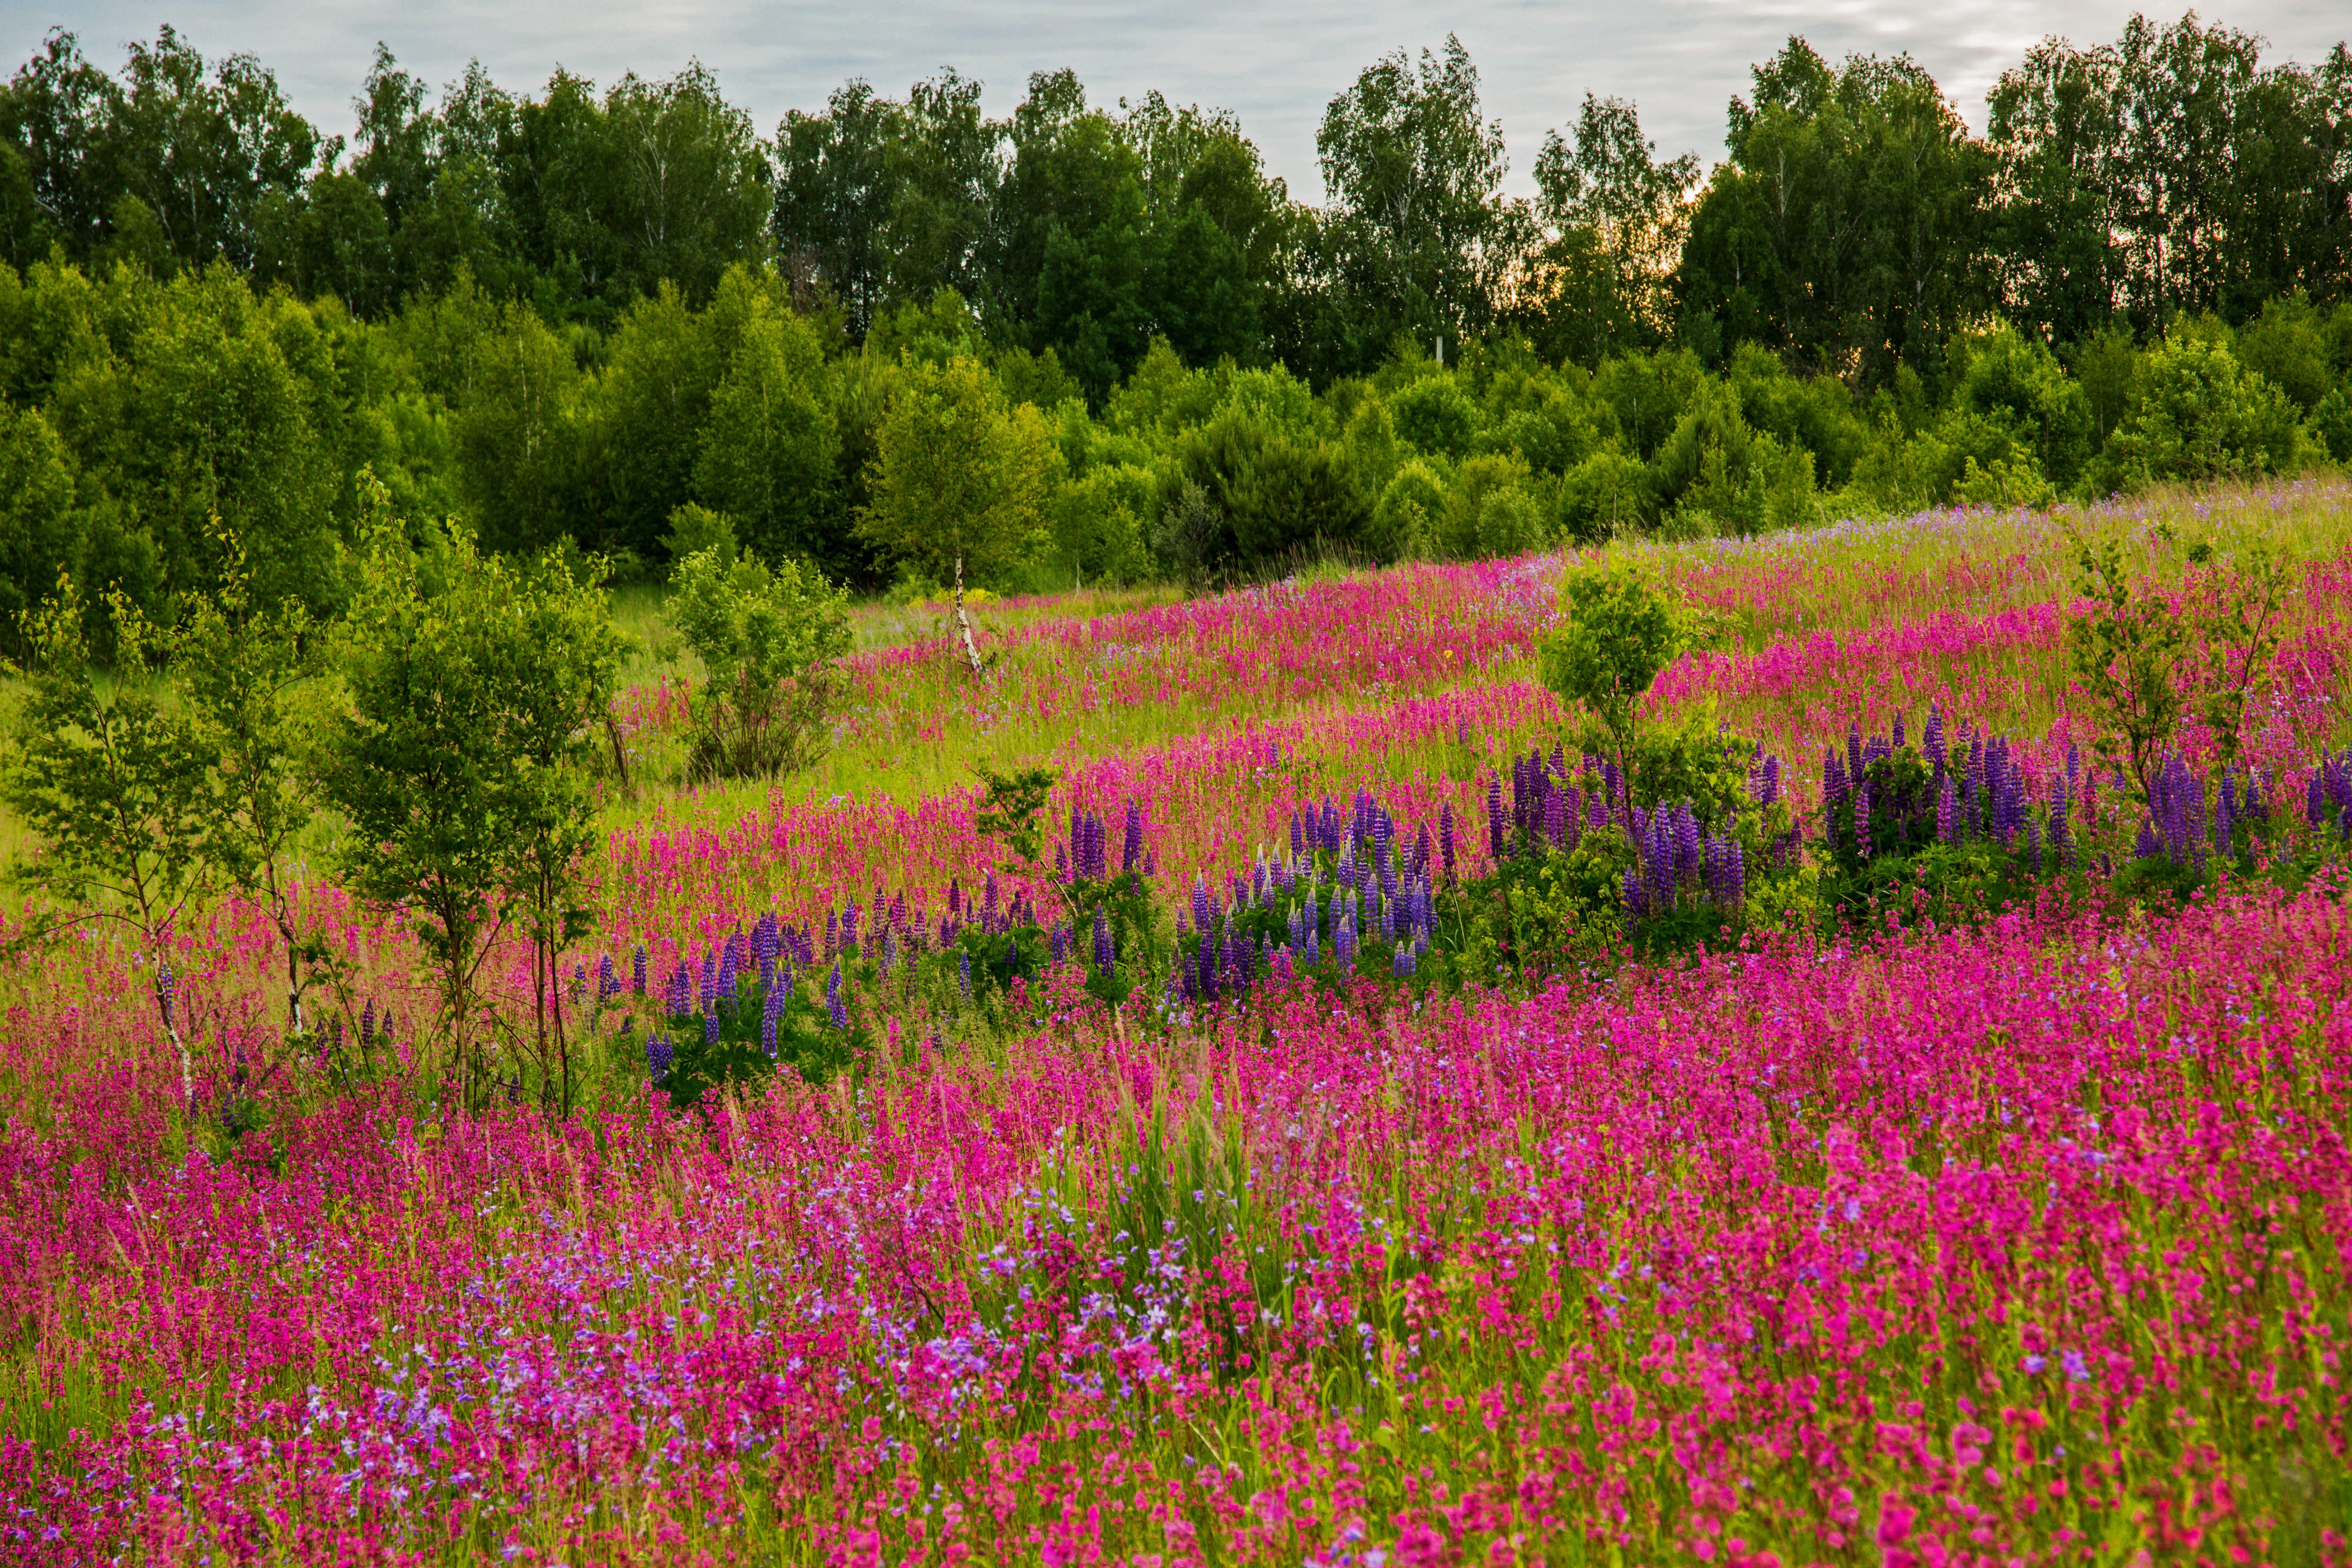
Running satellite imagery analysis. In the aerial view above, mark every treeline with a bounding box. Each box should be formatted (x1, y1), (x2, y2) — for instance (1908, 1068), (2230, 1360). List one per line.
(0, 17), (2349, 639)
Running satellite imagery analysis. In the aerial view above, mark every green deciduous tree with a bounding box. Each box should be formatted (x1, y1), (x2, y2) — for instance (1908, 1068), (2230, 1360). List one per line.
(170, 521), (321, 1037)
(1679, 38), (1992, 383)
(857, 355), (1052, 673)
(321, 488), (622, 1111)
(1531, 94), (1699, 363)
(1, 575), (215, 1097)
(1538, 561), (1688, 820)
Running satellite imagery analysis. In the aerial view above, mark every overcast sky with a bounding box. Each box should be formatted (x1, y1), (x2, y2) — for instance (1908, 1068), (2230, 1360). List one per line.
(4, 0), (2345, 201)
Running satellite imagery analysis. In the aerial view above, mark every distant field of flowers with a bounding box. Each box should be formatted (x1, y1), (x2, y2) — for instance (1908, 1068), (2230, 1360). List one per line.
(5, 481), (2352, 1564)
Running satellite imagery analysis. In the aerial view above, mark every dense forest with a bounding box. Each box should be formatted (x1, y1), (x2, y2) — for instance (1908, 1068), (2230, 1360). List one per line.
(2, 14), (2350, 640)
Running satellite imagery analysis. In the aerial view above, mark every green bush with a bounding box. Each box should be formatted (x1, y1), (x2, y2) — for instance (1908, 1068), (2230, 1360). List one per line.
(2102, 335), (2301, 486)
(669, 537), (852, 782)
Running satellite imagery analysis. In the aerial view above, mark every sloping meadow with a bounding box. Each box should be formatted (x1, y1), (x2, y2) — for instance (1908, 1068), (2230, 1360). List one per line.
(4, 481), (2352, 1562)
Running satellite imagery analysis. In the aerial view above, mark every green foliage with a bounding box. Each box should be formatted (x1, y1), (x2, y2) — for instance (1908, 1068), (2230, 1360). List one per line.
(2066, 527), (2289, 806)
(973, 764), (1059, 871)
(321, 493), (623, 1107)
(1168, 409), (1372, 572)
(669, 540), (851, 782)
(858, 355), (1054, 591)
(649, 970), (862, 1108)
(170, 521), (323, 1033)
(1536, 561), (1687, 813)
(0, 575), (215, 1093)
(2064, 530), (2192, 808)
(2103, 335), (2301, 486)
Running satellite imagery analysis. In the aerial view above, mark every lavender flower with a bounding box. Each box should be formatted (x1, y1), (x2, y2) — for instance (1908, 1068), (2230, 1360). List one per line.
(646, 1033), (673, 1084)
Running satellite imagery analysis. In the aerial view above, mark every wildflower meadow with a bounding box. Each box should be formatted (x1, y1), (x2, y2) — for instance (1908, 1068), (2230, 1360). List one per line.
(6, 481), (2352, 1564)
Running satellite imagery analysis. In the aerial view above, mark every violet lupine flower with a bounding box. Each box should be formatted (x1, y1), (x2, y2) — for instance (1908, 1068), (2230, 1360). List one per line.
(1486, 778), (1507, 860)
(667, 964), (692, 1018)
(1891, 711), (1905, 751)
(596, 954), (616, 1000)
(1846, 726), (1864, 790)
(1924, 703), (1946, 772)
(1621, 868), (1645, 922)
(2050, 780), (2073, 871)
(1673, 804), (1702, 884)
(1823, 750), (1849, 807)
(631, 947), (647, 996)
(702, 1010), (719, 1045)
(360, 998), (376, 1044)
(1092, 909), (1113, 972)
(1936, 775), (1959, 844)
(1854, 782), (1872, 861)
(646, 1034), (672, 1084)
(1543, 786), (1567, 850)
(1392, 940), (1414, 979)
(1439, 804), (1456, 881)
(716, 942), (738, 1006)
(956, 951), (972, 999)
(698, 950), (717, 1011)
(1716, 837), (1744, 909)
(760, 985), (780, 1058)
(880, 929), (896, 978)
(826, 963), (846, 1028)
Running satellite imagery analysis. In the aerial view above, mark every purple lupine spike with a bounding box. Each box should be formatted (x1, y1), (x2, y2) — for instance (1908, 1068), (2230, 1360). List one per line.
(1891, 712), (1906, 751)
(2051, 779), (2074, 870)
(1924, 703), (1946, 771)
(1439, 803), (1456, 880)
(1721, 837), (1744, 908)
(761, 984), (780, 1058)
(1937, 774), (1958, 843)
(1486, 778), (1506, 860)
(1824, 750), (1849, 806)
(1854, 782), (1872, 860)
(826, 963), (846, 1028)
(631, 945), (647, 996)
(1621, 868), (1645, 922)
(697, 950), (716, 1010)
(1123, 803), (1144, 874)
(1675, 804), (1702, 884)
(1054, 843), (1070, 883)
(1093, 908), (1113, 971)
(597, 953), (616, 999)
(1846, 726), (1864, 789)
(702, 1010), (719, 1045)
(823, 907), (840, 957)
(667, 964), (691, 1017)
(1543, 786), (1567, 850)
(716, 941), (738, 1002)
(646, 1034), (673, 1084)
